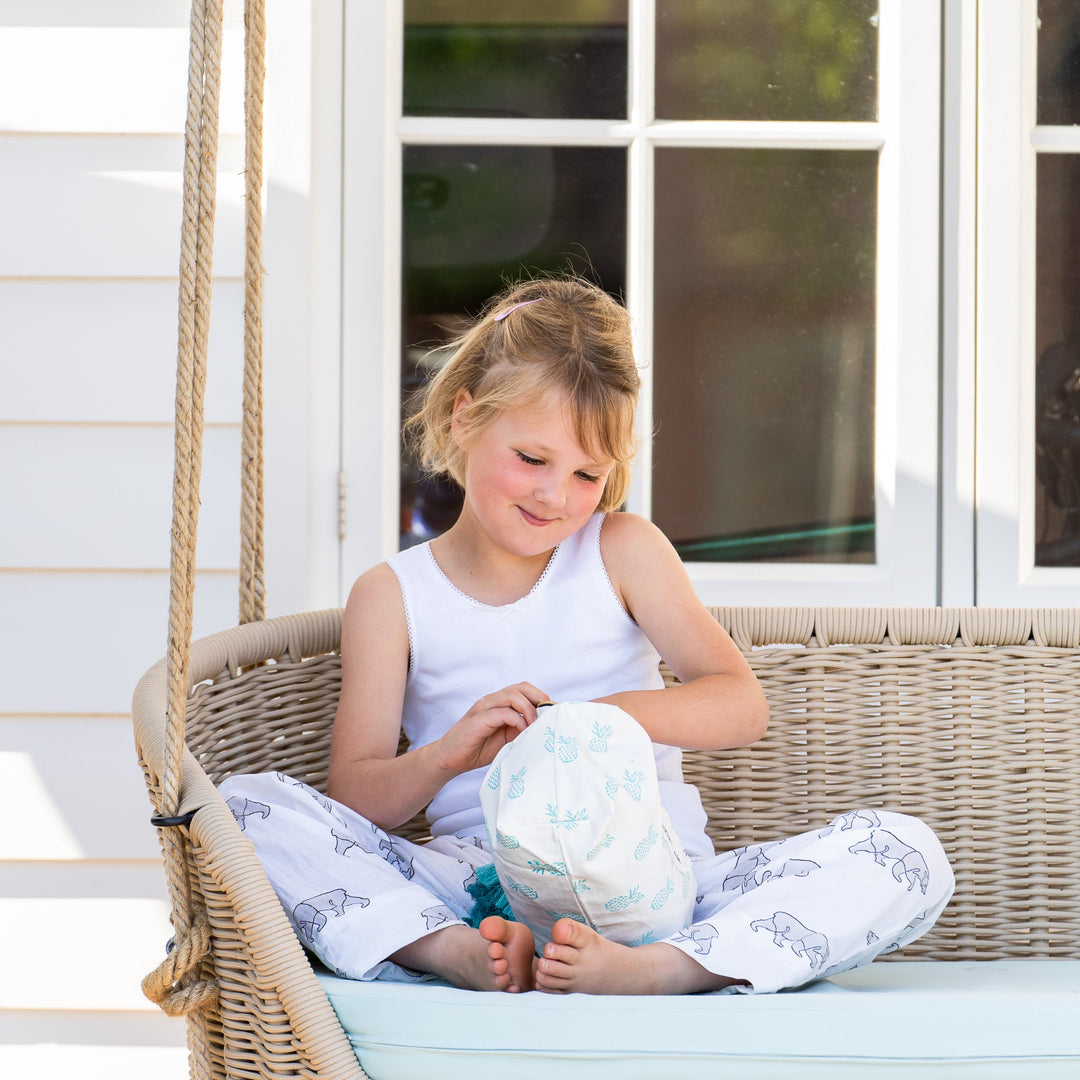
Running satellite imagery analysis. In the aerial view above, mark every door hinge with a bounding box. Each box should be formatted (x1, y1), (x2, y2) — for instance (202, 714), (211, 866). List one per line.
(337, 469), (348, 541)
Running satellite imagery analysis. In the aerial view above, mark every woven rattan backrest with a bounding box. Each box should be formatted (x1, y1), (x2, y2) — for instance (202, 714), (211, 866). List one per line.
(179, 606), (1080, 962)
(683, 607), (1080, 960)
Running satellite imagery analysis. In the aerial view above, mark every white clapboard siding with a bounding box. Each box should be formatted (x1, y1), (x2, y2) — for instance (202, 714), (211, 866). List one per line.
(0, 1043), (187, 1080)
(2, 280), (243, 425)
(0, 893), (188, 1080)
(1, 716), (174, 860)
(0, 0), (221, 25)
(0, 135), (245, 279)
(1, 570), (240, 715)
(1, 898), (178, 1009)
(0, 4), (293, 1077)
(4, 861), (183, 900)
(0, 25), (244, 134)
(0, 425), (241, 569)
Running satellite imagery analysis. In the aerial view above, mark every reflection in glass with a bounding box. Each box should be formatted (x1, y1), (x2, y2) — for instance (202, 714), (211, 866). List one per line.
(1037, 0), (1080, 126)
(1035, 155), (1080, 567)
(656, 0), (878, 121)
(404, 1), (628, 119)
(400, 145), (627, 548)
(652, 149), (877, 563)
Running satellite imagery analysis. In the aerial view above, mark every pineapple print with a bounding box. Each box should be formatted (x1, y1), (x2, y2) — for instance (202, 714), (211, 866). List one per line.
(570, 877), (591, 895)
(605, 886), (644, 912)
(547, 911), (591, 927)
(622, 768), (646, 801)
(652, 877), (674, 910)
(528, 859), (567, 876)
(588, 722), (613, 753)
(681, 869), (693, 898)
(556, 734), (578, 763)
(634, 827), (659, 861)
(495, 829), (520, 850)
(604, 775), (619, 799)
(506, 875), (539, 901)
(507, 766), (527, 799)
(628, 930), (660, 947)
(586, 833), (615, 861)
(485, 764), (501, 790)
(545, 803), (589, 830)
(543, 726), (579, 762)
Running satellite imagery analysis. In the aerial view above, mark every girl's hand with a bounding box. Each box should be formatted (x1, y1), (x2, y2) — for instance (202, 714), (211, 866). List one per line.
(435, 682), (549, 777)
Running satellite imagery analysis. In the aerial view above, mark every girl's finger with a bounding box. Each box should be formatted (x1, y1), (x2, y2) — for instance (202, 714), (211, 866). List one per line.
(503, 706), (531, 731)
(478, 706), (527, 734)
(517, 682), (549, 705)
(506, 692), (546, 726)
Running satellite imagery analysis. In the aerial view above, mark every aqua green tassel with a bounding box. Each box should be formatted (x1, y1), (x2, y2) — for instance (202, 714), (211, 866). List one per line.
(464, 862), (516, 928)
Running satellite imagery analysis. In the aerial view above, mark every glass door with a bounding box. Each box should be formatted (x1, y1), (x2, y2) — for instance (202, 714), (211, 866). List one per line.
(341, 0), (943, 606)
(976, 0), (1080, 605)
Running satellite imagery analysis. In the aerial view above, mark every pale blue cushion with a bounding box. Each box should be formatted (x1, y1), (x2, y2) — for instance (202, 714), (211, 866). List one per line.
(317, 960), (1080, 1078)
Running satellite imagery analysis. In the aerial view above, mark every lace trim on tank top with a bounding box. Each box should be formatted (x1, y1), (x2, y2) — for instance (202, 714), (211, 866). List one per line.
(423, 541), (563, 610)
(398, 580), (415, 676)
(595, 514), (640, 628)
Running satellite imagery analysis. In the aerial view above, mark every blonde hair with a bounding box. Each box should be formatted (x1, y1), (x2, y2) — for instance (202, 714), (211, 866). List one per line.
(406, 277), (641, 511)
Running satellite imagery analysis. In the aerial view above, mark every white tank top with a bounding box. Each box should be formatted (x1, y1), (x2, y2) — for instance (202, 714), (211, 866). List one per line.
(387, 512), (712, 855)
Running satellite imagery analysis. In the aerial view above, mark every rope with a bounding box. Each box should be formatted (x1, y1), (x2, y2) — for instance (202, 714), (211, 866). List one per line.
(142, 910), (218, 1017)
(147, 0), (268, 1056)
(240, 0), (267, 625)
(146, 0), (225, 1033)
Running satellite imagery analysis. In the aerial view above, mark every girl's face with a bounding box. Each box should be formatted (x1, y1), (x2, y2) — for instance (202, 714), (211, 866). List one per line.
(454, 393), (614, 558)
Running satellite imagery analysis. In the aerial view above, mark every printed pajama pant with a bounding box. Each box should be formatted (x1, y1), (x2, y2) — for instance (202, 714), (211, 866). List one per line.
(217, 771), (954, 993)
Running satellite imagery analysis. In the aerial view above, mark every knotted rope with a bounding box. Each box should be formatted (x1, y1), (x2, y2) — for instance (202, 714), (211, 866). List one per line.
(144, 0), (223, 1029)
(144, 0), (268, 1053)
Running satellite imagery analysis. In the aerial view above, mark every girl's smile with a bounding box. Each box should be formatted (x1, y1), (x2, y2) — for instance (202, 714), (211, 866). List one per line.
(518, 507), (554, 526)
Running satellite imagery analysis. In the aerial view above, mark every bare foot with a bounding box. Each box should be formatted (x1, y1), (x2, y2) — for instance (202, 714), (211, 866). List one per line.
(535, 918), (745, 995)
(479, 916), (536, 993)
(390, 918), (536, 993)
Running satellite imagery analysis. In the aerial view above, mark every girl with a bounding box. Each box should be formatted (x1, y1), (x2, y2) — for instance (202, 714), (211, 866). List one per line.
(219, 276), (952, 995)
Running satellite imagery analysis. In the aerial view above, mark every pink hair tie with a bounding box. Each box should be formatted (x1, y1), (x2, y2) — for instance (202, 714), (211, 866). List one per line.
(493, 298), (542, 321)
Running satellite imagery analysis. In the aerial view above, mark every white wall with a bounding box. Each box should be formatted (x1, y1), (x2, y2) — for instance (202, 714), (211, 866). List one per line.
(0, 3), (317, 1076)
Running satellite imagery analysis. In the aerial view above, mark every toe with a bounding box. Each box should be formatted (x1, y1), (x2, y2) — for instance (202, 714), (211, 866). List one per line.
(535, 969), (570, 993)
(543, 942), (577, 966)
(479, 915), (512, 945)
(551, 917), (596, 948)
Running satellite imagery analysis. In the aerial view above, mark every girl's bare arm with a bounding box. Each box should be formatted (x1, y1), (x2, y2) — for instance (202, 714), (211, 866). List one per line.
(327, 563), (442, 830)
(328, 564), (546, 832)
(596, 513), (769, 751)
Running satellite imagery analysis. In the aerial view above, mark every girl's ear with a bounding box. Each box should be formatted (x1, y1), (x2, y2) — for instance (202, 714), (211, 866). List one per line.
(450, 389), (473, 447)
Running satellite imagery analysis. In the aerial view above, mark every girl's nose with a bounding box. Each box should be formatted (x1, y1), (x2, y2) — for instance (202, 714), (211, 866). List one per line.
(534, 477), (567, 509)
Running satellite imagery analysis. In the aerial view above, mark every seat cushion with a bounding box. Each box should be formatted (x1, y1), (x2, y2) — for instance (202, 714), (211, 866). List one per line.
(317, 960), (1080, 1079)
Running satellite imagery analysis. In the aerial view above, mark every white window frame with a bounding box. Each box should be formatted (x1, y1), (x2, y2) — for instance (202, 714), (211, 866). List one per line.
(975, 0), (1080, 606)
(939, 0), (979, 608)
(336, 0), (943, 606)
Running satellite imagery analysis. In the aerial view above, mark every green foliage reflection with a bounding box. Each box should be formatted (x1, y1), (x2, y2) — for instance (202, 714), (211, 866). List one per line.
(656, 0), (878, 121)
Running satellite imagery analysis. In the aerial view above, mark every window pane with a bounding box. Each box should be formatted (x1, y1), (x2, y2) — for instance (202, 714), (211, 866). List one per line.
(1037, 0), (1080, 126)
(1035, 154), (1080, 567)
(404, 1), (628, 119)
(400, 145), (627, 547)
(652, 148), (877, 563)
(656, 0), (878, 121)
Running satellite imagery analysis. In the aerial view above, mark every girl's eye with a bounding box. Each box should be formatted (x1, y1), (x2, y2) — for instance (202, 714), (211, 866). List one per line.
(575, 471), (601, 484)
(516, 451), (543, 467)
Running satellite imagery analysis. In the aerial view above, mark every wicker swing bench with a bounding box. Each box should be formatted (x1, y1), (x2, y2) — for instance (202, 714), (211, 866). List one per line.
(134, 4), (1080, 1076)
(134, 605), (1080, 1078)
